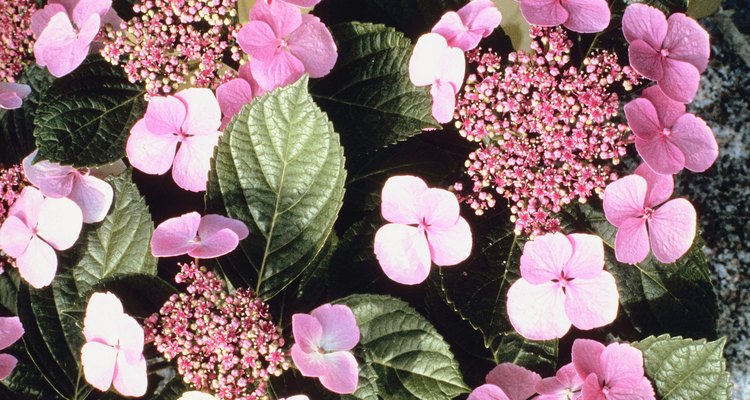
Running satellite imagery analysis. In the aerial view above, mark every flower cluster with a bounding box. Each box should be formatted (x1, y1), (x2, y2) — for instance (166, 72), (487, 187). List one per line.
(144, 263), (288, 400)
(101, 0), (243, 97)
(455, 26), (640, 235)
(0, 0), (37, 82)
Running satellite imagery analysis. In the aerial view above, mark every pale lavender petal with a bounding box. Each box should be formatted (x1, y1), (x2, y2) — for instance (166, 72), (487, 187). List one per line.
(432, 12), (482, 52)
(634, 135), (685, 175)
(458, 0), (502, 38)
(571, 338), (605, 378)
(126, 119), (179, 176)
(116, 315), (144, 354)
(250, 0), (302, 39)
(30, 4), (67, 38)
(150, 212), (201, 257)
(83, 292), (123, 345)
(430, 81), (457, 124)
(373, 223), (432, 285)
(249, 50), (305, 91)
(628, 40), (664, 81)
(564, 272), (619, 330)
(22, 150), (76, 198)
(518, 0), (568, 27)
(599, 343), (645, 388)
(291, 344), (328, 376)
(0, 354), (18, 380)
(0, 216), (33, 258)
(0, 317), (24, 351)
(188, 229), (240, 259)
(417, 188), (459, 228)
(68, 174), (113, 223)
(72, 0), (111, 28)
(380, 175), (427, 225)
(216, 78), (254, 121)
(292, 314), (324, 354)
(563, 233), (604, 280)
(144, 95), (186, 135)
(506, 279), (571, 340)
(35, 196), (82, 250)
(602, 175), (646, 227)
(17, 239), (56, 285)
(8, 187), (44, 228)
(563, 0), (611, 33)
(614, 217), (649, 265)
(172, 134), (221, 192)
(198, 215), (249, 241)
(659, 58), (700, 103)
(409, 33), (447, 87)
(640, 85), (685, 127)
(310, 304), (360, 352)
(317, 351), (359, 394)
(634, 163), (674, 208)
(238, 21), (280, 62)
(467, 384), (511, 400)
(287, 15), (337, 78)
(176, 88), (221, 136)
(112, 351), (147, 397)
(649, 198), (696, 264)
(624, 98), (662, 142)
(426, 217), (472, 266)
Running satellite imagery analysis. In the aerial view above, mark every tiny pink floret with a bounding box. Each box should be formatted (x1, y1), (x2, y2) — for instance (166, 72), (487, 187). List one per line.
(518, 0), (611, 33)
(151, 212), (249, 259)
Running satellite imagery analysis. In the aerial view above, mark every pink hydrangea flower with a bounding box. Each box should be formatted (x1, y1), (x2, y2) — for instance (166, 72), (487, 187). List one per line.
(409, 33), (465, 123)
(22, 150), (113, 224)
(518, 0), (610, 33)
(506, 232), (618, 340)
(0, 187), (82, 288)
(624, 86), (717, 175)
(126, 88), (222, 192)
(373, 175), (472, 285)
(238, 0), (337, 91)
(468, 363), (542, 400)
(216, 64), (265, 129)
(0, 316), (24, 380)
(571, 339), (655, 400)
(535, 363), (583, 400)
(291, 304), (360, 394)
(30, 0), (115, 77)
(603, 164), (696, 264)
(150, 212), (249, 259)
(81, 292), (147, 397)
(622, 4), (710, 103)
(432, 0), (502, 51)
(0, 83), (31, 110)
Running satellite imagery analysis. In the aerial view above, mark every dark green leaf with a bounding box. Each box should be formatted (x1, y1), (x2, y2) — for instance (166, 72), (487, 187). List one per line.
(633, 335), (732, 400)
(92, 273), (178, 318)
(0, 342), (62, 400)
(33, 55), (146, 167)
(310, 22), (438, 156)
(337, 294), (469, 399)
(207, 75), (346, 299)
(0, 269), (21, 314)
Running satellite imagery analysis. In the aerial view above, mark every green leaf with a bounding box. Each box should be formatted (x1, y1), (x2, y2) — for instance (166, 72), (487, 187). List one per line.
(687, 0), (720, 18)
(207, 75), (346, 299)
(492, 0), (532, 51)
(633, 335), (732, 400)
(310, 22), (438, 156)
(337, 294), (469, 399)
(0, 66), (54, 165)
(33, 55), (146, 167)
(68, 170), (157, 294)
(0, 342), (62, 400)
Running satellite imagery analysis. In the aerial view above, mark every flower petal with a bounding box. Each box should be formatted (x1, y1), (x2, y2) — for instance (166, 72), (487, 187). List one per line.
(599, 343), (646, 389)
(150, 212), (201, 257)
(83, 292), (124, 345)
(565, 272), (619, 330)
(659, 58), (700, 103)
(0, 216), (33, 258)
(318, 351), (359, 394)
(188, 228), (240, 259)
(287, 15), (338, 78)
(627, 39), (664, 81)
(39, 14), (99, 77)
(144, 95), (186, 135)
(126, 119), (179, 175)
(30, 4), (67, 38)
(563, 0), (611, 33)
(458, 0), (502, 38)
(603, 175), (646, 227)
(432, 12), (481, 52)
(634, 134), (685, 175)
(292, 313), (324, 354)
(35, 196), (82, 250)
(563, 233), (604, 279)
(518, 0), (568, 27)
(8, 187), (43, 228)
(581, 373), (606, 400)
(216, 78), (254, 122)
(249, 49), (306, 91)
(68, 174), (113, 223)
(373, 223), (432, 285)
(622, 3), (668, 48)
(117, 314), (144, 354)
(250, 0), (302, 39)
(624, 98), (662, 142)
(663, 13), (710, 73)
(467, 384), (511, 400)
(81, 341), (117, 391)
(22, 150), (76, 198)
(634, 163), (674, 208)
(506, 279), (571, 340)
(0, 354), (18, 380)
(417, 188), (459, 228)
(640, 85), (686, 127)
(291, 344), (328, 376)
(198, 215), (249, 240)
(16, 237), (57, 288)
(176, 88), (222, 136)
(649, 198), (696, 264)
(430, 81), (458, 124)
(381, 175), (428, 225)
(0, 317), (24, 351)
(172, 133), (221, 192)
(485, 363), (541, 400)
(112, 351), (147, 397)
(571, 338), (605, 378)
(519, 232), (572, 284)
(238, 21), (280, 61)
(669, 113), (718, 173)
(614, 217), (650, 264)
(409, 33), (448, 87)
(310, 304), (360, 352)
(72, 0), (111, 28)
(0, 83), (31, 110)
(426, 217), (472, 266)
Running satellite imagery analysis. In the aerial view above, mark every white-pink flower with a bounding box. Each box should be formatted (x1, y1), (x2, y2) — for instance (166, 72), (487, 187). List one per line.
(374, 175), (472, 285)
(0, 83), (31, 110)
(0, 186), (82, 288)
(603, 164), (696, 264)
(432, 0), (502, 52)
(468, 363), (541, 400)
(126, 88), (222, 192)
(23, 150), (113, 224)
(0, 316), (24, 380)
(571, 339), (655, 400)
(150, 212), (249, 259)
(291, 304), (359, 394)
(81, 292), (147, 397)
(506, 232), (618, 340)
(409, 33), (465, 123)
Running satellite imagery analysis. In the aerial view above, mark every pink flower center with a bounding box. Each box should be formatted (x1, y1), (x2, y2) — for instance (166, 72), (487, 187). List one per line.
(661, 127), (672, 137)
(552, 272), (573, 291)
(660, 48), (670, 58)
(602, 385), (611, 396)
(278, 38), (289, 50)
(643, 207), (655, 220)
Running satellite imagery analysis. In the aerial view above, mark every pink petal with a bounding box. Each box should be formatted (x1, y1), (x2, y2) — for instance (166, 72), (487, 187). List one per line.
(291, 345), (329, 377)
(506, 279), (571, 340)
(628, 40), (664, 81)
(485, 363), (541, 400)
(409, 33), (448, 87)
(0, 216), (33, 258)
(0, 93), (23, 110)
(373, 223), (432, 285)
(238, 21), (280, 62)
(634, 163), (674, 208)
(432, 12), (481, 52)
(198, 215), (249, 240)
(380, 175), (428, 225)
(556, 363), (584, 390)
(663, 13), (710, 73)
(35, 196), (82, 250)
(624, 98), (662, 142)
(659, 58), (700, 103)
(310, 304), (360, 352)
(216, 78), (254, 121)
(622, 4), (668, 48)
(457, 0), (502, 38)
(83, 292), (124, 345)
(172, 134), (220, 192)
(635, 135), (685, 175)
(535, 376), (566, 397)
(0, 83), (31, 110)
(188, 229), (240, 259)
(563, 233), (604, 279)
(317, 351), (359, 394)
(292, 313), (324, 354)
(640, 85), (686, 127)
(0, 354), (18, 380)
(144, 95), (186, 135)
(571, 338), (605, 379)
(126, 119), (179, 175)
(287, 15), (338, 78)
(249, 50), (306, 91)
(8, 187), (44, 228)
(564, 272), (619, 330)
(602, 175), (646, 227)
(426, 217), (472, 266)
(150, 212), (201, 257)
(536, 363), (583, 395)
(116, 315), (144, 354)
(282, 0), (321, 6)
(649, 198), (696, 263)
(250, 0), (302, 39)
(430, 81), (457, 124)
(72, 0), (111, 28)
(599, 343), (645, 389)
(0, 317), (24, 351)
(112, 351), (147, 397)
(30, 4), (67, 38)
(519, 232), (571, 284)
(467, 384), (511, 400)
(68, 174), (113, 223)
(38, 14), (99, 77)
(614, 217), (649, 264)
(81, 341), (117, 391)
(438, 46), (466, 89)
(581, 374), (606, 400)
(563, 0), (611, 33)
(175, 88), (222, 137)
(518, 0), (568, 27)
(239, 63), (266, 97)
(669, 114), (718, 173)
(417, 188), (459, 228)
(22, 150), (76, 198)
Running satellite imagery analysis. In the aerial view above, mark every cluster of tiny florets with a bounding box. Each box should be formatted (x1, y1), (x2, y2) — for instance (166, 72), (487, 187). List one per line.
(101, 0), (243, 97)
(0, 164), (28, 273)
(455, 26), (640, 235)
(144, 263), (288, 400)
(0, 0), (37, 81)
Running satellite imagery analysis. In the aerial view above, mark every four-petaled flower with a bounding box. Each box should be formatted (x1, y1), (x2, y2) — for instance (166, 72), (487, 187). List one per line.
(468, 363), (541, 400)
(506, 232), (618, 340)
(603, 164), (696, 264)
(0, 83), (31, 110)
(571, 339), (655, 400)
(291, 304), (360, 394)
(409, 33), (466, 123)
(622, 4), (710, 103)
(0, 316), (24, 380)
(374, 175), (472, 285)
(150, 212), (249, 259)
(518, 0), (611, 33)
(432, 0), (502, 51)
(535, 363), (583, 400)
